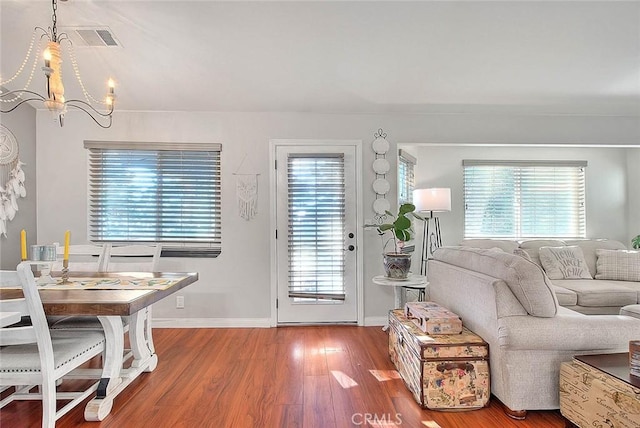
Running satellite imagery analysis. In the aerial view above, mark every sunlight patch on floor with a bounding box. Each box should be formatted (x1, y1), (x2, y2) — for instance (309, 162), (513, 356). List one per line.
(369, 369), (402, 382)
(330, 370), (359, 388)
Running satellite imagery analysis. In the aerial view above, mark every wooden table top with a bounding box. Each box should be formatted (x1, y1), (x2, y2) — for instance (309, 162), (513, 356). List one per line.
(575, 353), (640, 388)
(0, 271), (199, 317)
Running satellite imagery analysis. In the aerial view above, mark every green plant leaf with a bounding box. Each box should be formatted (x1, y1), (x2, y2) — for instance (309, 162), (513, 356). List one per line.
(379, 224), (393, 231)
(395, 229), (411, 241)
(632, 235), (640, 249)
(398, 203), (416, 216)
(394, 216), (411, 231)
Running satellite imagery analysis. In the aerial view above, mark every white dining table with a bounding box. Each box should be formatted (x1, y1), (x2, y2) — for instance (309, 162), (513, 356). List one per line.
(0, 311), (21, 327)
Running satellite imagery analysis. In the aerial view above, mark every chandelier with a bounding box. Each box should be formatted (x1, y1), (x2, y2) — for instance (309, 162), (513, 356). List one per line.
(0, 0), (116, 128)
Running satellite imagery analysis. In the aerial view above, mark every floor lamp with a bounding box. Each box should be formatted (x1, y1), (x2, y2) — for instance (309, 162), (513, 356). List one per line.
(413, 188), (451, 276)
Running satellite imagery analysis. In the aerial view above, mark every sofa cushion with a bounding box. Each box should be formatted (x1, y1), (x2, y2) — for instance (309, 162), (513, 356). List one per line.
(518, 239), (567, 268)
(595, 249), (640, 282)
(460, 239), (519, 253)
(566, 239), (627, 277)
(433, 247), (558, 317)
(551, 279), (638, 307)
(539, 246), (592, 279)
(513, 248), (533, 262)
(553, 285), (578, 306)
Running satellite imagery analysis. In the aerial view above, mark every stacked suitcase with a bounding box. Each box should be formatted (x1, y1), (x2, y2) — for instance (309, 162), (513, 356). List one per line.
(388, 302), (490, 410)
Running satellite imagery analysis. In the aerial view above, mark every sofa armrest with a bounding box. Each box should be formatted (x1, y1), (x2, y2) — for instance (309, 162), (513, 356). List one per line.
(498, 313), (640, 351)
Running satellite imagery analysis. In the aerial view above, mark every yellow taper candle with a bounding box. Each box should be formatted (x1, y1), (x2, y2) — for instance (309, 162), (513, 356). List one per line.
(63, 230), (70, 261)
(20, 229), (27, 260)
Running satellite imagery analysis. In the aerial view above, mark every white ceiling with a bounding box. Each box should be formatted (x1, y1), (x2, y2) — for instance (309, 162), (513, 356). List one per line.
(1, 1), (639, 116)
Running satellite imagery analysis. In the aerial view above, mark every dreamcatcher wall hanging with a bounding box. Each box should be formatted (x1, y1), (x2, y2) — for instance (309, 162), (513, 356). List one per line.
(0, 124), (26, 237)
(233, 153), (259, 221)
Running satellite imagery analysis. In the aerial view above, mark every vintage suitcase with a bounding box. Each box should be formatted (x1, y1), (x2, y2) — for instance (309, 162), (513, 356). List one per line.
(404, 301), (463, 334)
(388, 309), (490, 410)
(560, 357), (640, 428)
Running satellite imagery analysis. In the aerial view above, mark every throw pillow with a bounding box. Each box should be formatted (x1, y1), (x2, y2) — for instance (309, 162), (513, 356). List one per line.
(595, 249), (640, 282)
(513, 248), (533, 262)
(539, 246), (593, 280)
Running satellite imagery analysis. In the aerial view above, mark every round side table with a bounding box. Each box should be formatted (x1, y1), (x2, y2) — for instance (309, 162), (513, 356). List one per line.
(372, 274), (428, 309)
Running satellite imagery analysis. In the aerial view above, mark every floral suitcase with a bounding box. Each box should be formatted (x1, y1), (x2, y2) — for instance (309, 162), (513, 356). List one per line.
(388, 309), (490, 410)
(404, 301), (463, 334)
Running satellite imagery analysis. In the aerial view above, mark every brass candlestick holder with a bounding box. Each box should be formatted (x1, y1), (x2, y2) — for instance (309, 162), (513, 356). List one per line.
(61, 259), (69, 284)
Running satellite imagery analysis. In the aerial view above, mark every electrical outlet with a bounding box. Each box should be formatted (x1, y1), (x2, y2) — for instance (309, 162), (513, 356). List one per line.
(176, 295), (185, 309)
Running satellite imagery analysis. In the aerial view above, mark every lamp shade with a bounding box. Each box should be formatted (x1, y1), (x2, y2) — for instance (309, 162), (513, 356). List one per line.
(413, 188), (451, 212)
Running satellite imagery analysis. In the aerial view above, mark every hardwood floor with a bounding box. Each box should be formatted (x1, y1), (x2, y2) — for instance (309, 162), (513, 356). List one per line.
(0, 326), (567, 427)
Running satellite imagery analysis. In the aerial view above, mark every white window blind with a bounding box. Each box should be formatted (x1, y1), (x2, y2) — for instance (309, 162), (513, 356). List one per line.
(398, 149), (416, 204)
(85, 141), (221, 256)
(287, 154), (346, 301)
(463, 160), (586, 239)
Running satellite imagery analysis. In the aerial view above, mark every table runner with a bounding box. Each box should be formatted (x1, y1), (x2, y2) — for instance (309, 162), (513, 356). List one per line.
(36, 276), (186, 290)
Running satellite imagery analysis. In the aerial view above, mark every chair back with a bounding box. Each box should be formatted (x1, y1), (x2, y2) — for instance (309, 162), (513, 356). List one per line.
(0, 263), (50, 352)
(104, 244), (162, 272)
(53, 244), (108, 272)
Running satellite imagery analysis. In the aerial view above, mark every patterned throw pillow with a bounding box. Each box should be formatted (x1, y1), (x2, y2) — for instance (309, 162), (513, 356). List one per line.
(539, 246), (593, 279)
(595, 249), (640, 282)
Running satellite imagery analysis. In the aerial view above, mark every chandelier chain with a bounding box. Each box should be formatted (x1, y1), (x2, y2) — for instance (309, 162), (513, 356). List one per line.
(51, 0), (58, 42)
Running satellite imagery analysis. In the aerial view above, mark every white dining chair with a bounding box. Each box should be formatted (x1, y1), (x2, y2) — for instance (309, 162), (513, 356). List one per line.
(103, 243), (162, 272)
(0, 263), (109, 428)
(52, 244), (108, 272)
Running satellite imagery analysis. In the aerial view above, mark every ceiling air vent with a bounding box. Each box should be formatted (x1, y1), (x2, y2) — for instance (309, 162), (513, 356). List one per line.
(61, 26), (122, 48)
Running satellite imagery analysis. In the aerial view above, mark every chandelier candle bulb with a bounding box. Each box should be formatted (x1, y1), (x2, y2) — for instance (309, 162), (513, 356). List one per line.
(43, 48), (51, 68)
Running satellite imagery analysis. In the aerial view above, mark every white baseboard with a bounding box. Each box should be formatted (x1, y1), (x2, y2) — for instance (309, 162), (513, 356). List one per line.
(152, 318), (272, 328)
(364, 316), (387, 327)
(152, 316), (387, 328)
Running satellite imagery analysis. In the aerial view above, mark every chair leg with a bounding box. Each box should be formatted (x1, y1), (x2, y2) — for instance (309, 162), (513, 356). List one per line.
(41, 378), (57, 428)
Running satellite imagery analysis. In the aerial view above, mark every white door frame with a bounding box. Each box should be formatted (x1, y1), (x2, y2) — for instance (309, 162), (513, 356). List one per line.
(269, 139), (364, 326)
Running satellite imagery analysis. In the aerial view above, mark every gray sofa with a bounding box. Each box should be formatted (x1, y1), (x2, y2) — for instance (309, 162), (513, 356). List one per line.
(426, 246), (640, 418)
(461, 238), (640, 314)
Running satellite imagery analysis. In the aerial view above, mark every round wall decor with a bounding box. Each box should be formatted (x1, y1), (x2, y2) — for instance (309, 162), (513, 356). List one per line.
(372, 158), (390, 174)
(372, 178), (390, 195)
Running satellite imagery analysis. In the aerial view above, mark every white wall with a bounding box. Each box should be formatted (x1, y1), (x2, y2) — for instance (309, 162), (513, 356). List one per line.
(35, 110), (639, 325)
(0, 105), (37, 269)
(627, 149), (640, 246)
(404, 145), (634, 249)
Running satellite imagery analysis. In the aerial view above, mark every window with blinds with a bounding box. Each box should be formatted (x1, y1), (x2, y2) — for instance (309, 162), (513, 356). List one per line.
(463, 160), (586, 239)
(398, 149), (416, 204)
(85, 141), (221, 256)
(287, 154), (346, 302)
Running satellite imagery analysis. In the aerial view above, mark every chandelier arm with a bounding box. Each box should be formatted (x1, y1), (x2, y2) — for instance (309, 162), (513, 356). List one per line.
(65, 102), (113, 129)
(0, 97), (45, 114)
(65, 99), (114, 118)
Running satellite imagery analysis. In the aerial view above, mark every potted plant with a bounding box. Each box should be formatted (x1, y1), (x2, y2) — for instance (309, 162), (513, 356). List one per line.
(366, 203), (423, 279)
(633, 235), (640, 249)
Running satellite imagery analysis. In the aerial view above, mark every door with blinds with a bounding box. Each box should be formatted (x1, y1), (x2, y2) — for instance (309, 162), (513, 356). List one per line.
(275, 144), (358, 324)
